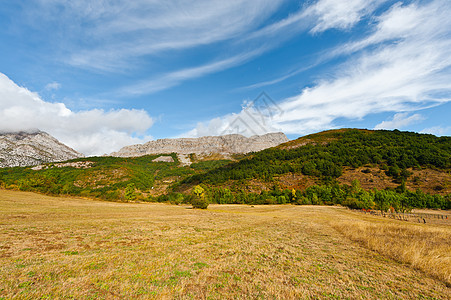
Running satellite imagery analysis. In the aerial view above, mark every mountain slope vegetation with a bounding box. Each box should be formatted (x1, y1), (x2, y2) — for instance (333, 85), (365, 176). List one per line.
(0, 129), (450, 210)
(184, 129), (450, 185)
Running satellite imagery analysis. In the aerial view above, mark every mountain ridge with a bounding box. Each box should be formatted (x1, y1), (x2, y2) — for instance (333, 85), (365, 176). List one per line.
(0, 131), (83, 168)
(111, 132), (289, 158)
(0, 129), (449, 208)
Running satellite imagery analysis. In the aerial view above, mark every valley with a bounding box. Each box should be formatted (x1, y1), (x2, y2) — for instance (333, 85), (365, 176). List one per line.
(0, 190), (449, 299)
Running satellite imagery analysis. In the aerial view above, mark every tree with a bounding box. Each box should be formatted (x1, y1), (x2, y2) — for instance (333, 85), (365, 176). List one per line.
(191, 185), (208, 209)
(291, 188), (297, 202)
(125, 183), (137, 201)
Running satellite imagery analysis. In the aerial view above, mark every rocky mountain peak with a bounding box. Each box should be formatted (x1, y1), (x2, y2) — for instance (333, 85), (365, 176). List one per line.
(110, 132), (289, 159)
(0, 131), (84, 168)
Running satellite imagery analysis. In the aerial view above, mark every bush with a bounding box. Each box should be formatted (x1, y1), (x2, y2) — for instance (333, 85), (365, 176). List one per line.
(125, 183), (137, 201)
(191, 197), (209, 209)
(168, 192), (185, 205)
(191, 185), (209, 209)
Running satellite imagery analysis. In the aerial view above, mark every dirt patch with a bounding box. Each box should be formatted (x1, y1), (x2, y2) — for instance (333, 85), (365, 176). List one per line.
(177, 153), (192, 166)
(74, 168), (128, 188)
(276, 173), (319, 191)
(338, 167), (398, 190)
(408, 168), (451, 195)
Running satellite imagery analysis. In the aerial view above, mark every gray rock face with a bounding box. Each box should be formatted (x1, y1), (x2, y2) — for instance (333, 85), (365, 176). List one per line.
(111, 132), (289, 157)
(0, 131), (84, 168)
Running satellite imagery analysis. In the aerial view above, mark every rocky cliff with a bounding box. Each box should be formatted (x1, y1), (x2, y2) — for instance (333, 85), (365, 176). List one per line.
(0, 131), (84, 168)
(111, 132), (289, 158)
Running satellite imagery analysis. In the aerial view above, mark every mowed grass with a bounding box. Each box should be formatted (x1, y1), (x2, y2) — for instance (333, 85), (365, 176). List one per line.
(0, 190), (449, 299)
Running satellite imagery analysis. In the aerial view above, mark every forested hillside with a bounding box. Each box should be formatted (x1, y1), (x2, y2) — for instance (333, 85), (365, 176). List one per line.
(0, 129), (450, 210)
(184, 129), (450, 185)
(176, 129), (450, 210)
(0, 154), (212, 201)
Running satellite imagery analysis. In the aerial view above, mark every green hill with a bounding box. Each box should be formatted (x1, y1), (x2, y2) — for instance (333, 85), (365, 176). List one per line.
(184, 129), (450, 185)
(1, 129), (450, 210)
(177, 129), (450, 209)
(0, 153), (230, 201)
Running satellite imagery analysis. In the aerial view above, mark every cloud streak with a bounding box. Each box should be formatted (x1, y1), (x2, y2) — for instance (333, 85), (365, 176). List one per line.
(25, 0), (391, 96)
(187, 0), (451, 138)
(28, 0), (285, 72)
(116, 0), (391, 96)
(117, 49), (266, 96)
(307, 0), (387, 33)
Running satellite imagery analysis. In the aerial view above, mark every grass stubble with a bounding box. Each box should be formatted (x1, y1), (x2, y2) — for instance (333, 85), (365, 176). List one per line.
(0, 190), (449, 299)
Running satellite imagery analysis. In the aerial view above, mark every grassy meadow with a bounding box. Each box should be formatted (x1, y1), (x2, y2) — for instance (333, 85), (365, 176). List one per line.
(0, 190), (450, 299)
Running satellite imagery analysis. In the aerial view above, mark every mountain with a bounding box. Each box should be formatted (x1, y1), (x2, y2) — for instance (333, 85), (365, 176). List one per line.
(110, 132), (289, 158)
(0, 130), (83, 168)
(181, 129), (451, 195)
(0, 129), (449, 210)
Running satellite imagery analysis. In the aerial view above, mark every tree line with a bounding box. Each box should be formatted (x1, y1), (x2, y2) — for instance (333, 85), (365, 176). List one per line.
(157, 180), (450, 211)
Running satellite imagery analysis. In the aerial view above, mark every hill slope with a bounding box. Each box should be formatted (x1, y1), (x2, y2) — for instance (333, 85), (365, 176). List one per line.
(0, 129), (449, 209)
(0, 131), (83, 168)
(177, 129), (450, 208)
(184, 129), (450, 187)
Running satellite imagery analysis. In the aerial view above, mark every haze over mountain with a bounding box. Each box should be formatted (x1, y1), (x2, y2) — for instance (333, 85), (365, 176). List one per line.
(0, 131), (83, 168)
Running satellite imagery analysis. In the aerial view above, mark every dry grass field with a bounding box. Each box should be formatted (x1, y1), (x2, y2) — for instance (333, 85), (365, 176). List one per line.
(0, 190), (450, 299)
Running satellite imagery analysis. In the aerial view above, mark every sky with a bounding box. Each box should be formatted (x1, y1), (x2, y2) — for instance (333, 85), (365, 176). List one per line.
(0, 0), (450, 155)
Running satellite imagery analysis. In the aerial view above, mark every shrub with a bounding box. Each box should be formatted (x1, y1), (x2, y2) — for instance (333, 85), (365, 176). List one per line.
(168, 192), (185, 205)
(191, 197), (209, 209)
(125, 183), (137, 201)
(192, 185), (209, 209)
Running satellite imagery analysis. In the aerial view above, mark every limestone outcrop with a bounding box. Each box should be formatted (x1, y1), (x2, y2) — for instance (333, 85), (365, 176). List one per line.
(111, 132), (289, 158)
(0, 131), (83, 168)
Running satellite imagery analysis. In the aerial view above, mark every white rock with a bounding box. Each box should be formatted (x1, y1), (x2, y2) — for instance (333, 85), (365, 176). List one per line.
(0, 131), (84, 168)
(110, 132), (289, 158)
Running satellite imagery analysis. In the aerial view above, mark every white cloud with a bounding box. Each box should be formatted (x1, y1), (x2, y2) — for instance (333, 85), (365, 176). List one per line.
(0, 73), (153, 155)
(28, 0), (286, 71)
(186, 0), (451, 138)
(24, 0), (389, 96)
(307, 0), (387, 33)
(116, 0), (389, 96)
(273, 0), (451, 134)
(117, 49), (266, 96)
(374, 113), (424, 130)
(186, 107), (279, 138)
(44, 82), (61, 91)
(420, 126), (450, 137)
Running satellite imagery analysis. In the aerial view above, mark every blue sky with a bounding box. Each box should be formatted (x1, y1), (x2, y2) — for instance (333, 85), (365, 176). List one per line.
(0, 0), (450, 155)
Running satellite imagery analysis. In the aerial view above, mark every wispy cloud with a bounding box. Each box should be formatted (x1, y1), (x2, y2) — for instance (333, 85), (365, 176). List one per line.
(44, 81), (61, 91)
(0, 73), (153, 155)
(306, 0), (387, 33)
(274, 0), (451, 133)
(24, 0), (390, 96)
(28, 0), (286, 72)
(235, 0), (390, 92)
(117, 49), (266, 96)
(374, 113), (424, 130)
(421, 126), (450, 136)
(116, 0), (391, 96)
(186, 0), (451, 137)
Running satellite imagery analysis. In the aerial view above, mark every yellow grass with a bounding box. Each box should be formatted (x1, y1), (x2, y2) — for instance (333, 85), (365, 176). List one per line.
(0, 190), (450, 299)
(330, 210), (451, 286)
